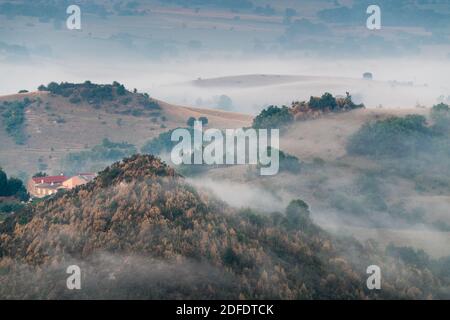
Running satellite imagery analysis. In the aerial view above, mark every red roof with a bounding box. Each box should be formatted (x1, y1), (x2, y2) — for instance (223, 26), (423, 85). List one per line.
(32, 176), (68, 184)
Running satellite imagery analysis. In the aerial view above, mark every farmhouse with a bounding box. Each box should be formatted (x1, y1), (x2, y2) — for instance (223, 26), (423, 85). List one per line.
(27, 173), (96, 198)
(27, 175), (67, 198)
(62, 173), (96, 189)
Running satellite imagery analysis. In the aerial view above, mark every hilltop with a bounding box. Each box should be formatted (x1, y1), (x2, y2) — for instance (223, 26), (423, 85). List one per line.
(0, 154), (446, 299)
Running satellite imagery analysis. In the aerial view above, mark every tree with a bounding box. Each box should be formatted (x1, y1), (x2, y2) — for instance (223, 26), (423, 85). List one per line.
(347, 115), (432, 157)
(309, 92), (337, 110)
(32, 172), (48, 178)
(217, 95), (233, 110)
(252, 105), (293, 129)
(115, 83), (126, 96)
(7, 178), (28, 201)
(198, 116), (208, 125)
(285, 199), (312, 231)
(431, 103), (450, 134)
(0, 168), (29, 200)
(0, 168), (7, 196)
(187, 117), (196, 127)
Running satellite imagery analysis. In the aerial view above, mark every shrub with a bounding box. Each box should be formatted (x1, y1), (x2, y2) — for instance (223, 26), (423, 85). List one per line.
(0, 168), (29, 200)
(1, 99), (31, 144)
(187, 117), (196, 127)
(309, 92), (337, 110)
(217, 95), (233, 110)
(284, 199), (314, 231)
(347, 115), (433, 158)
(252, 105), (293, 129)
(261, 148), (301, 173)
(198, 116), (208, 125)
(431, 103), (450, 134)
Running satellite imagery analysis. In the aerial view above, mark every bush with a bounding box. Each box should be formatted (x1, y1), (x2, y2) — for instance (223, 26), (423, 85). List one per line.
(261, 148), (301, 173)
(198, 116), (208, 125)
(0, 202), (24, 213)
(309, 92), (337, 110)
(217, 95), (233, 110)
(1, 99), (32, 144)
(187, 117), (196, 127)
(284, 199), (314, 231)
(431, 103), (450, 134)
(37, 82), (161, 112)
(0, 168), (29, 201)
(252, 105), (293, 129)
(279, 149), (301, 173)
(347, 115), (433, 158)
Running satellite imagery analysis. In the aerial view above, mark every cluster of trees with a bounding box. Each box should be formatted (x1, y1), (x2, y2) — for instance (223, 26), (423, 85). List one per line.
(252, 105), (293, 129)
(346, 103), (450, 205)
(252, 93), (363, 129)
(1, 98), (32, 145)
(0, 168), (28, 201)
(258, 147), (301, 174)
(348, 104), (450, 159)
(309, 92), (364, 111)
(38, 81), (160, 113)
(216, 95), (233, 110)
(39, 81), (120, 103)
(347, 114), (433, 158)
(430, 103), (450, 134)
(187, 116), (208, 127)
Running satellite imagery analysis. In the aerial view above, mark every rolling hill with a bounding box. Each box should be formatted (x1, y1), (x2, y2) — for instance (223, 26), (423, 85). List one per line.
(0, 154), (446, 299)
(0, 83), (252, 177)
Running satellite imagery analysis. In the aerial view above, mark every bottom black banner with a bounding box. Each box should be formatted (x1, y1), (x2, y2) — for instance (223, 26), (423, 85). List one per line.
(0, 300), (448, 319)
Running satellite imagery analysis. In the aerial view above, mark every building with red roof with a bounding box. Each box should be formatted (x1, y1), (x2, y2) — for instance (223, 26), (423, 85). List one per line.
(27, 173), (96, 198)
(27, 174), (68, 198)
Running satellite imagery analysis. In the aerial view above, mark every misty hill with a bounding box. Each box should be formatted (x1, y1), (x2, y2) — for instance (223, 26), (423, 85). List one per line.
(204, 104), (450, 259)
(0, 83), (252, 177)
(0, 154), (446, 299)
(187, 73), (439, 113)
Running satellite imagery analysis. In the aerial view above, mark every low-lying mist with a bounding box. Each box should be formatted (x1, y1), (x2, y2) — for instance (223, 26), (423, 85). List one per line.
(1, 54), (449, 113)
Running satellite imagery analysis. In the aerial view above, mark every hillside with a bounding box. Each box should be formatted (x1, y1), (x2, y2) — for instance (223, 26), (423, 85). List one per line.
(201, 105), (450, 259)
(0, 83), (252, 177)
(0, 154), (446, 299)
(280, 107), (430, 161)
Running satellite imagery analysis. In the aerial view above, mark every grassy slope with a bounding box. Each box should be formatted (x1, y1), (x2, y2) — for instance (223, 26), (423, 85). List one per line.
(0, 91), (252, 176)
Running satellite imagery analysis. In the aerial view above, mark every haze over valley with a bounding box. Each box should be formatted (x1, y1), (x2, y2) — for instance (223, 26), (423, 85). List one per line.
(1, 0), (450, 300)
